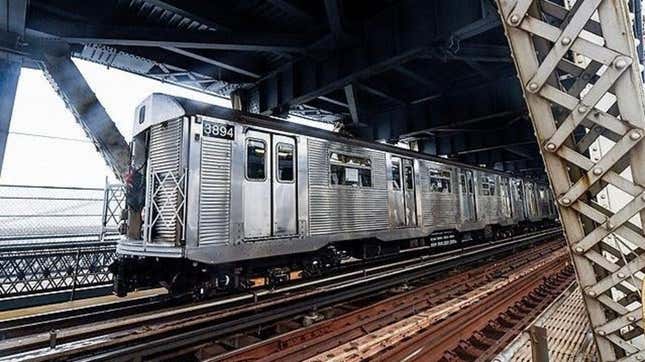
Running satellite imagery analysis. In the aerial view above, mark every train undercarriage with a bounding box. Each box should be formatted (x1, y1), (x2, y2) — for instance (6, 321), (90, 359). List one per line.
(111, 220), (556, 299)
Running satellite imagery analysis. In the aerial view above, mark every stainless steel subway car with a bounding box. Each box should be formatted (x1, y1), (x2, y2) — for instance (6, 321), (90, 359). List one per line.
(114, 94), (557, 296)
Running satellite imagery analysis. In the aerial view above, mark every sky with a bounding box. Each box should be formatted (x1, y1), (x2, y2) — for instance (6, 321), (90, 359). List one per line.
(1, 59), (332, 188)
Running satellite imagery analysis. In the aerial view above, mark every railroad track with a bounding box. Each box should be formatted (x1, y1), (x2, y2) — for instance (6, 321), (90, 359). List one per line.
(207, 239), (570, 361)
(0, 228), (559, 340)
(0, 228), (562, 361)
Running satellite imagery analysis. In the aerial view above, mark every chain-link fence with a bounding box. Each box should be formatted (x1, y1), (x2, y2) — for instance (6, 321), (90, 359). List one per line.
(0, 184), (106, 242)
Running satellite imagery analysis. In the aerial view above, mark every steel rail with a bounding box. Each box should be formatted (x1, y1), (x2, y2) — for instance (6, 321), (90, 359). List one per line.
(210, 240), (566, 361)
(0, 228), (562, 361)
(0, 228), (560, 338)
(380, 257), (574, 361)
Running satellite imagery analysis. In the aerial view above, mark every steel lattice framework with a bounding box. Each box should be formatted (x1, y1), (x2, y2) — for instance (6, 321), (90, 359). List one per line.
(496, 0), (645, 359)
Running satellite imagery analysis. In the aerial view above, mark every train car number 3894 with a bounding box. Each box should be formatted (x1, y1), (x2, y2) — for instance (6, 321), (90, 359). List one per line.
(203, 121), (234, 140)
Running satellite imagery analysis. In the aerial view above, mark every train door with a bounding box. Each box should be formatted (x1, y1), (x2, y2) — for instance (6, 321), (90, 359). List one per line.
(243, 130), (297, 238)
(272, 135), (297, 235)
(390, 157), (417, 227)
(500, 176), (513, 218)
(390, 157), (406, 227)
(459, 170), (477, 222)
(402, 159), (417, 226)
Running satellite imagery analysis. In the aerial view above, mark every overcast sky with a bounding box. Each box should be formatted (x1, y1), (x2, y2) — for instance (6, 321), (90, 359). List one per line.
(1, 59), (331, 188)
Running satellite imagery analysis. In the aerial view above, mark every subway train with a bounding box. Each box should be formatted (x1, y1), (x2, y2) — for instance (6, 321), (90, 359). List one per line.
(113, 93), (558, 297)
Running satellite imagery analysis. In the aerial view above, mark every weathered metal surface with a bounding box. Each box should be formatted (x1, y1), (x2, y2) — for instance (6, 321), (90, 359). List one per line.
(495, 0), (645, 359)
(495, 285), (597, 362)
(40, 50), (130, 180)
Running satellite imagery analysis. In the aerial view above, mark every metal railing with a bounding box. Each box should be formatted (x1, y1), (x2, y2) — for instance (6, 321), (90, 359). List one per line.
(0, 183), (126, 308)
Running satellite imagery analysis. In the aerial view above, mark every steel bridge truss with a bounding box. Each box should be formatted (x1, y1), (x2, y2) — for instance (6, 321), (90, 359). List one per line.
(496, 0), (645, 359)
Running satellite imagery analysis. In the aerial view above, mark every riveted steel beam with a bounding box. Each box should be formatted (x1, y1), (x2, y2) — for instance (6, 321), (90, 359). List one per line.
(496, 0), (645, 359)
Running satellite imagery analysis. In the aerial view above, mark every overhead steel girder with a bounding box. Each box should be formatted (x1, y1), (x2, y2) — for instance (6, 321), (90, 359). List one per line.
(237, 0), (502, 116)
(497, 0), (645, 359)
(26, 18), (310, 53)
(40, 45), (130, 180)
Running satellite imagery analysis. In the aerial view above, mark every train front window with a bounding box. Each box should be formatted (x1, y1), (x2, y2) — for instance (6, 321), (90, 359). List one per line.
(277, 143), (294, 182)
(246, 139), (266, 181)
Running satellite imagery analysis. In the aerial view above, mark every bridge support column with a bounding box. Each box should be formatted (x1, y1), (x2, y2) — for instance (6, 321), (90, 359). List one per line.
(496, 0), (645, 359)
(0, 59), (20, 175)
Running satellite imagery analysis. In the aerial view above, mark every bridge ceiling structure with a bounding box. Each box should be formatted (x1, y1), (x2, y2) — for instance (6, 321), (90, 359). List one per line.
(0, 0), (592, 178)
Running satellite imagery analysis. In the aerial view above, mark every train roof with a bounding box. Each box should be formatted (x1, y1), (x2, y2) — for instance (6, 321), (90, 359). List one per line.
(135, 93), (546, 183)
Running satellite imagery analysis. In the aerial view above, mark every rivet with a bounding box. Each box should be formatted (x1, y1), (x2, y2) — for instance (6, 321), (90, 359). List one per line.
(574, 246), (584, 253)
(527, 82), (539, 92)
(606, 221), (614, 230)
(561, 36), (572, 45)
(597, 329), (606, 336)
(509, 14), (520, 25)
(630, 130), (642, 140)
(617, 272), (626, 278)
(587, 289), (596, 297)
(578, 105), (588, 113)
(593, 167), (603, 176)
(592, 147), (598, 152)
(600, 194), (606, 199)
(628, 315), (636, 322)
(637, 356), (644, 361)
(593, 112), (600, 118)
(545, 142), (557, 151)
(561, 197), (571, 206)
(614, 58), (628, 69)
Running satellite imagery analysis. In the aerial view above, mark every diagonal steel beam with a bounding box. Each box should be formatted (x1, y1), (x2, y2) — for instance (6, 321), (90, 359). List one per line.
(40, 47), (130, 180)
(0, 0), (27, 175)
(0, 59), (20, 175)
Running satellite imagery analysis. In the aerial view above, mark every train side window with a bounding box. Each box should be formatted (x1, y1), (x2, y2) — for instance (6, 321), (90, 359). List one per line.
(276, 143), (294, 182)
(391, 160), (401, 190)
(460, 175), (466, 194)
(429, 168), (451, 193)
(329, 152), (372, 187)
(481, 176), (496, 196)
(246, 139), (266, 181)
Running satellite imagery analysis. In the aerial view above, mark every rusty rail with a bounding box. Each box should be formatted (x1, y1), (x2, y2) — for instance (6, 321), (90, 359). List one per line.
(204, 241), (568, 361)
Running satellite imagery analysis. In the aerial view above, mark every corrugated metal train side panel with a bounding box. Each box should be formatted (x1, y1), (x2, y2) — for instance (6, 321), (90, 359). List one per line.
(307, 138), (389, 236)
(148, 118), (183, 242)
(198, 137), (232, 245)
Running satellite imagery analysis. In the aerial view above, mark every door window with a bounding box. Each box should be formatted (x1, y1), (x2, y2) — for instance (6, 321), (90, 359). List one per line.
(404, 166), (414, 190)
(391, 160), (401, 190)
(246, 139), (266, 181)
(276, 143), (294, 182)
